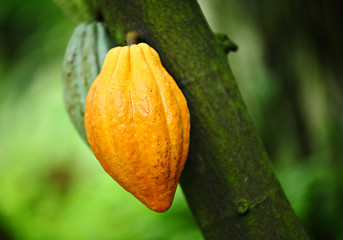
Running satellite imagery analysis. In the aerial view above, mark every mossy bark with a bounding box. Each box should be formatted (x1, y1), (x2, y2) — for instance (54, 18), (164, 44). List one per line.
(97, 0), (309, 239)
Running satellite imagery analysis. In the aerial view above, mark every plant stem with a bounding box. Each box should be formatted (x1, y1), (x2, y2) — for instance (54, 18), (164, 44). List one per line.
(97, 0), (309, 239)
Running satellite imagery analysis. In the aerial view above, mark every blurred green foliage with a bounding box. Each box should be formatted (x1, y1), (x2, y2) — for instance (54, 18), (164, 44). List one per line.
(200, 0), (343, 239)
(0, 1), (200, 239)
(1, 0), (343, 239)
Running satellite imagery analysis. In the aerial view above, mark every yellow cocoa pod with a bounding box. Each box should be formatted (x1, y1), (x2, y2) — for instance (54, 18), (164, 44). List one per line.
(84, 43), (190, 212)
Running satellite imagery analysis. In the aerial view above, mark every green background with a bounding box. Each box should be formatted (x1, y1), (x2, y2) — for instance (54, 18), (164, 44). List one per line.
(1, 0), (343, 239)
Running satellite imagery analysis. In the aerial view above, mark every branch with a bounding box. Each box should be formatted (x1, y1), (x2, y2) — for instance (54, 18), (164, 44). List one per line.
(97, 0), (309, 239)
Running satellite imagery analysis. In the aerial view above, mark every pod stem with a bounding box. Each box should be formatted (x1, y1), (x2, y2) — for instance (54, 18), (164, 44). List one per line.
(126, 31), (140, 46)
(95, 9), (104, 22)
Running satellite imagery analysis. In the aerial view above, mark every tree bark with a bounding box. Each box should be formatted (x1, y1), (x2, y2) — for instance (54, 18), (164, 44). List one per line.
(97, 0), (309, 239)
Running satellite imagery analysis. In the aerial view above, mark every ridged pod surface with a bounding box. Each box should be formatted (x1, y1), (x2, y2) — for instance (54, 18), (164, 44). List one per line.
(84, 43), (190, 212)
(62, 21), (114, 142)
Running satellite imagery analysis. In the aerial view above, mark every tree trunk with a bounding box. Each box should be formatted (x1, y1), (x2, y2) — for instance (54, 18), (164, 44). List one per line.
(97, 0), (309, 239)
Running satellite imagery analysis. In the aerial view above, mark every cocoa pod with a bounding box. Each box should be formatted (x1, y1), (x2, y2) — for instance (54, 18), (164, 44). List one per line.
(84, 43), (190, 212)
(62, 21), (114, 143)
